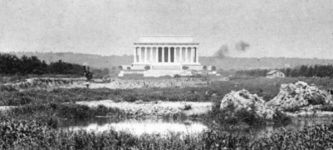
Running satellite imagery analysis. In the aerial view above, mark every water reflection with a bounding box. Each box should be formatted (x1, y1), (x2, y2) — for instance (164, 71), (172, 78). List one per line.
(67, 119), (208, 136)
(255, 117), (333, 139)
(64, 117), (333, 138)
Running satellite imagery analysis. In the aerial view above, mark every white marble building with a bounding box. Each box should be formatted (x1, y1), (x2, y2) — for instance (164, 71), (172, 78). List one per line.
(119, 36), (204, 77)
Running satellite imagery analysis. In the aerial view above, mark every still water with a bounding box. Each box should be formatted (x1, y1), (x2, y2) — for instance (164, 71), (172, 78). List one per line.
(67, 118), (207, 136)
(62, 117), (333, 137)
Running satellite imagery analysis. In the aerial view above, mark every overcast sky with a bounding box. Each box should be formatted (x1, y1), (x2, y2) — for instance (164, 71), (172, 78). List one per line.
(0, 0), (333, 58)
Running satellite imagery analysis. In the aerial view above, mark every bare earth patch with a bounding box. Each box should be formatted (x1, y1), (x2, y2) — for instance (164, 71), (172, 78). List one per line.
(76, 100), (213, 116)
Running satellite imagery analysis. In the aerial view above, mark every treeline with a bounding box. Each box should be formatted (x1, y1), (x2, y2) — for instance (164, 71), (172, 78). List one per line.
(235, 65), (333, 78)
(235, 69), (269, 77)
(0, 53), (85, 75)
(281, 65), (333, 77)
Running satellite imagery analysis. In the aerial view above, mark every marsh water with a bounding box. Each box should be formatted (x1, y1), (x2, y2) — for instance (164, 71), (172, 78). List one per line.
(61, 116), (333, 138)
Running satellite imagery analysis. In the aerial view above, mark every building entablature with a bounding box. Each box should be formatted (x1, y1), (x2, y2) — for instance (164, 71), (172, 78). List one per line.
(134, 43), (199, 45)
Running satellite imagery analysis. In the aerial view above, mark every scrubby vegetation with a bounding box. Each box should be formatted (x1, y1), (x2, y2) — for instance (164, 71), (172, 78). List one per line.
(205, 103), (291, 128)
(235, 64), (333, 78)
(1, 77), (333, 106)
(0, 118), (333, 149)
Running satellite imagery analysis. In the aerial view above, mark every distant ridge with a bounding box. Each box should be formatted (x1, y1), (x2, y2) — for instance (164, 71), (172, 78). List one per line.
(6, 52), (333, 70)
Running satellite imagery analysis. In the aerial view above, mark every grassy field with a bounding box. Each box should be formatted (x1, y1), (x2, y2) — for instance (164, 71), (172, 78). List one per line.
(1, 77), (333, 106)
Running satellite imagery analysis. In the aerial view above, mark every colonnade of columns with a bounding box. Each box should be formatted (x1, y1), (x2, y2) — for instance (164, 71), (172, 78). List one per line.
(134, 46), (198, 64)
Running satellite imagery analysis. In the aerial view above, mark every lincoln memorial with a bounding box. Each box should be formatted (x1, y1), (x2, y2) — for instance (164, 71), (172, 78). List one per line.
(119, 36), (204, 77)
(134, 36), (199, 65)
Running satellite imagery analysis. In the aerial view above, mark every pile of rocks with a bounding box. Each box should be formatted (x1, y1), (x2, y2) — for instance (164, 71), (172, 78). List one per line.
(220, 81), (333, 118)
(220, 89), (275, 120)
(267, 81), (332, 111)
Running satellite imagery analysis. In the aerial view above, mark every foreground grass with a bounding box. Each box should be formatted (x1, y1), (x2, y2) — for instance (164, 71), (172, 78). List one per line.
(0, 118), (333, 149)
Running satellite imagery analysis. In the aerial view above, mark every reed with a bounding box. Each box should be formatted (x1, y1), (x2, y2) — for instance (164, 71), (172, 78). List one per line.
(0, 119), (332, 149)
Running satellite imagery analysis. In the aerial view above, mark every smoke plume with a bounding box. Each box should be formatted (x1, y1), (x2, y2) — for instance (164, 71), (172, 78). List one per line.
(235, 41), (250, 51)
(214, 45), (229, 58)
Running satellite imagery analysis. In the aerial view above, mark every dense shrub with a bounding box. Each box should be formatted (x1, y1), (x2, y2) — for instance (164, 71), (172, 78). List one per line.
(0, 53), (108, 77)
(235, 69), (269, 77)
(235, 64), (333, 78)
(5, 104), (126, 123)
(144, 65), (151, 70)
(0, 54), (83, 75)
(207, 103), (290, 126)
(208, 105), (265, 126)
(211, 66), (216, 71)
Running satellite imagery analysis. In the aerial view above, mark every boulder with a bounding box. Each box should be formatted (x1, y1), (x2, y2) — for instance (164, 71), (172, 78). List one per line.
(267, 81), (332, 111)
(220, 89), (275, 120)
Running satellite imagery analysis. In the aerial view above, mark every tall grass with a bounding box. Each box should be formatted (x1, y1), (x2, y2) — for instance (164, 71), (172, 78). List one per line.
(0, 119), (333, 149)
(1, 104), (127, 128)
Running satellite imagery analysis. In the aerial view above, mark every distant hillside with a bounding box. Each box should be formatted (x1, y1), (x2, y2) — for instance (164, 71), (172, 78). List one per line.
(9, 52), (132, 69)
(200, 57), (333, 70)
(8, 52), (333, 70)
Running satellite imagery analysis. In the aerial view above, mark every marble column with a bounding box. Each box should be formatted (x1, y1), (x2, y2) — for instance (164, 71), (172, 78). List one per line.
(153, 47), (158, 63)
(134, 47), (137, 63)
(189, 47), (192, 63)
(175, 47), (179, 63)
(146, 47), (150, 63)
(144, 47), (147, 63)
(161, 47), (164, 63)
(172, 47), (175, 63)
(184, 47), (188, 63)
(149, 47), (152, 63)
(168, 47), (171, 63)
(178, 47), (182, 63)
(180, 47), (183, 63)
(142, 47), (145, 63)
(193, 47), (198, 63)
(138, 47), (142, 63)
(181, 47), (185, 63)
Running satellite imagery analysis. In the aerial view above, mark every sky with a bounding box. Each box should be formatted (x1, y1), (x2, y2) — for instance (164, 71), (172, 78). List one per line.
(0, 0), (333, 58)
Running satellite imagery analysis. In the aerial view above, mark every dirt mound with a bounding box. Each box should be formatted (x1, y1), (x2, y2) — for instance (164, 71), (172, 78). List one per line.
(267, 81), (332, 111)
(220, 89), (275, 119)
(2, 78), (85, 91)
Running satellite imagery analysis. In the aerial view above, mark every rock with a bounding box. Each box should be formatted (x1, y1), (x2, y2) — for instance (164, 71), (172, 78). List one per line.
(220, 89), (275, 120)
(267, 81), (332, 111)
(134, 100), (144, 104)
